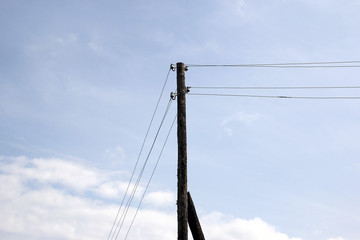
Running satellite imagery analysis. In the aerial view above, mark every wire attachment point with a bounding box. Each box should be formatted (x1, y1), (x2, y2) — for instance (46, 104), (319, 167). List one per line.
(170, 64), (176, 71)
(186, 87), (191, 93)
(170, 92), (177, 100)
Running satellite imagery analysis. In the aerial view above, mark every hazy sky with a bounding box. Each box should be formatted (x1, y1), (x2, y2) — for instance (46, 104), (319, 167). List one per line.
(1, 1), (360, 240)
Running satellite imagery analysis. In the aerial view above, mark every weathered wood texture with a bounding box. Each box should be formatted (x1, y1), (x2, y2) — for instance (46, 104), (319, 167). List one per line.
(177, 62), (188, 240)
(188, 192), (206, 240)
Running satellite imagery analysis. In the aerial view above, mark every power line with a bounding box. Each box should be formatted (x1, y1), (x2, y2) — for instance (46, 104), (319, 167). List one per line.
(113, 99), (173, 240)
(189, 65), (360, 68)
(113, 99), (174, 240)
(123, 114), (177, 240)
(107, 66), (173, 240)
(188, 93), (360, 99)
(186, 60), (360, 68)
(189, 86), (360, 90)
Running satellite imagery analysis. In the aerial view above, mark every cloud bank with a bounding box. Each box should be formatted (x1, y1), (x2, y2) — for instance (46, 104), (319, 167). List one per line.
(0, 156), (343, 240)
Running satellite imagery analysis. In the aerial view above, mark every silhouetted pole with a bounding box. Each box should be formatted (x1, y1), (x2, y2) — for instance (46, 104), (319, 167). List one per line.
(177, 62), (188, 240)
(188, 192), (205, 240)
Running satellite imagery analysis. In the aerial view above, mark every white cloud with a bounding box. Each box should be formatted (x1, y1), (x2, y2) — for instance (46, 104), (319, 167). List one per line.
(0, 155), (344, 240)
(202, 212), (302, 240)
(144, 191), (176, 207)
(205, 0), (249, 29)
(54, 33), (78, 45)
(88, 41), (100, 52)
(222, 112), (262, 136)
(0, 175), (111, 240)
(222, 112), (262, 125)
(0, 156), (137, 199)
(1, 156), (100, 191)
(94, 180), (143, 200)
(215, 0), (246, 16)
(228, 0), (246, 14)
(105, 145), (126, 160)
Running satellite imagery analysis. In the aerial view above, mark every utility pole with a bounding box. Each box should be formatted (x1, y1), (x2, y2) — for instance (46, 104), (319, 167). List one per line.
(187, 192), (205, 240)
(177, 62), (188, 240)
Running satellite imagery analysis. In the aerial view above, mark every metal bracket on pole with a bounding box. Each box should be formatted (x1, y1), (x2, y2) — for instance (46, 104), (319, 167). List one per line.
(170, 63), (176, 71)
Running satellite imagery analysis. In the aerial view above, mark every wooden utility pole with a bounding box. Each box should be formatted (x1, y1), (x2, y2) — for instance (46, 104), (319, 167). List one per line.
(177, 62), (188, 240)
(188, 192), (205, 240)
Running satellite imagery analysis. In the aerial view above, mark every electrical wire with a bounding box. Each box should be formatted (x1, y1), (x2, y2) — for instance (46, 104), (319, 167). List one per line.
(114, 99), (172, 240)
(188, 65), (360, 68)
(123, 114), (177, 240)
(188, 93), (360, 99)
(107, 67), (173, 240)
(189, 86), (360, 90)
(113, 99), (173, 240)
(186, 60), (360, 68)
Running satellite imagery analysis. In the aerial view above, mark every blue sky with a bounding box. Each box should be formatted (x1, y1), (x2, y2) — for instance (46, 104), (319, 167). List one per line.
(1, 1), (360, 240)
